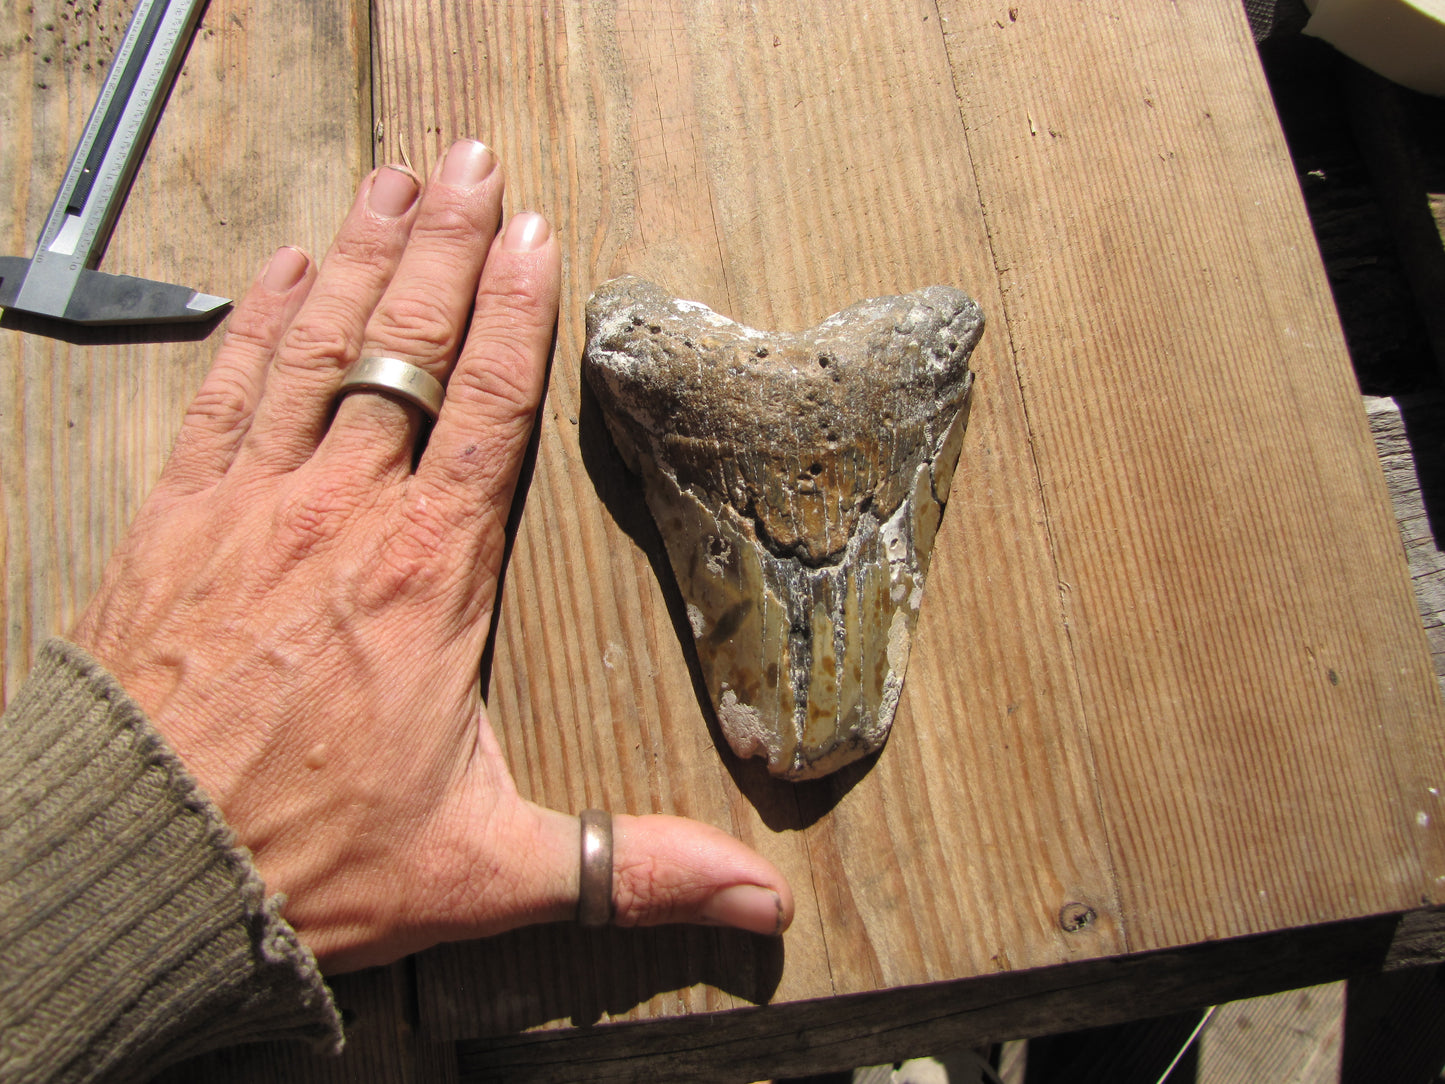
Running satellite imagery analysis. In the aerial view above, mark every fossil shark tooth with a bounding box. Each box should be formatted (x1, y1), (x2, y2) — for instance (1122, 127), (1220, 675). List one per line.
(583, 276), (983, 780)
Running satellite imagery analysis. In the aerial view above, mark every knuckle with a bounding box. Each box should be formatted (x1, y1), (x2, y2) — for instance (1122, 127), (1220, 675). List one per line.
(224, 305), (282, 353)
(347, 513), (458, 613)
(279, 302), (360, 372)
(329, 228), (397, 273)
(448, 335), (541, 418)
(478, 246), (555, 318)
(368, 537), (447, 607)
(405, 474), (482, 535)
(183, 374), (251, 428)
(369, 289), (458, 359)
(478, 275), (547, 330)
(416, 459), (509, 562)
(273, 475), (364, 558)
(413, 202), (488, 248)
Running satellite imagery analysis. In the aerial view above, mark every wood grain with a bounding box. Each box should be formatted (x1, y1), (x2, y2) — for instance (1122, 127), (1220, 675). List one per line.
(367, 0), (1445, 1052)
(451, 909), (1445, 1083)
(1367, 394), (1445, 689)
(369, 0), (1123, 1041)
(939, 0), (1445, 948)
(1198, 983), (1343, 1084)
(7, 0), (1445, 1078)
(368, 0), (1445, 1048)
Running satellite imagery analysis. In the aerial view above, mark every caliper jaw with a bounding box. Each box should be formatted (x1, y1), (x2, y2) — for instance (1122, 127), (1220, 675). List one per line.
(0, 259), (228, 325)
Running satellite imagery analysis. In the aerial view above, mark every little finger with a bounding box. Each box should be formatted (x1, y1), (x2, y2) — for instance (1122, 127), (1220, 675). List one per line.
(160, 246), (314, 494)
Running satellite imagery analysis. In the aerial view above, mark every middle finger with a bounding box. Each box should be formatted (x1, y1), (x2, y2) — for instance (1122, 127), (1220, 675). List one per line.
(322, 139), (504, 476)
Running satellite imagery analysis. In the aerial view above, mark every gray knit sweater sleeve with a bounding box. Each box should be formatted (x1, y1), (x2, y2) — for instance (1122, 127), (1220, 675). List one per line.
(0, 639), (344, 1083)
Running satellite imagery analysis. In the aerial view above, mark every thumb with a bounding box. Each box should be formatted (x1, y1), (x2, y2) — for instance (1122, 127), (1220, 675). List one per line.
(609, 812), (794, 934)
(489, 802), (795, 937)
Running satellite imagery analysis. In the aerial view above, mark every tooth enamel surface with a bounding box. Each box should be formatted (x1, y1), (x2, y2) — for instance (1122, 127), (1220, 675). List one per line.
(584, 275), (983, 780)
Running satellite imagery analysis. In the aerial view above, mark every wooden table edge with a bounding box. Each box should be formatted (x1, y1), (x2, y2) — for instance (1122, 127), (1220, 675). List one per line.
(448, 905), (1445, 1083)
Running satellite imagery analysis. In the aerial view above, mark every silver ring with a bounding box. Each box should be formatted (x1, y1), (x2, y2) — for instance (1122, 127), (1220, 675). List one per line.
(577, 809), (614, 927)
(337, 355), (445, 422)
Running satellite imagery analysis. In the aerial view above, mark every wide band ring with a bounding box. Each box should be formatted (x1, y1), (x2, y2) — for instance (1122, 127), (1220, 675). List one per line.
(337, 355), (445, 422)
(577, 809), (614, 927)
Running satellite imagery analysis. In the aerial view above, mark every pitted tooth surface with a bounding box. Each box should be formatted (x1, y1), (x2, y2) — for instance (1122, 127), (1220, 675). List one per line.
(583, 275), (983, 780)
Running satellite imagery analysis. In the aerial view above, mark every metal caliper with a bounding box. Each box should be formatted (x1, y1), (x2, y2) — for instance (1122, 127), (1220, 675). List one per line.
(0, 0), (228, 326)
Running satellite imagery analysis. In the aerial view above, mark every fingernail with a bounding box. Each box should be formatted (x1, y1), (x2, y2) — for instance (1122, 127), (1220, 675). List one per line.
(502, 211), (550, 251)
(261, 246), (308, 292)
(699, 885), (783, 936)
(440, 139), (497, 185)
(369, 166), (420, 217)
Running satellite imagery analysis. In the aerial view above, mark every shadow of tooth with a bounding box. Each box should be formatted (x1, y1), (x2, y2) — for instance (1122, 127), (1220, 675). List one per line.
(582, 275), (984, 781)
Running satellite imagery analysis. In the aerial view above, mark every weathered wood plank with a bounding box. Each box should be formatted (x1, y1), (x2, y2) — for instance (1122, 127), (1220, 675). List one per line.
(1197, 983), (1343, 1084)
(939, 0), (1445, 948)
(366, 0), (1445, 1054)
(1366, 394), (1445, 690)
(451, 909), (1445, 1083)
(369, 0), (1123, 1040)
(10, 0), (1445, 1078)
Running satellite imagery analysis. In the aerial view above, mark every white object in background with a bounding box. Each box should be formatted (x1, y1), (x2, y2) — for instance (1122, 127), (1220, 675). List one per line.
(1301, 0), (1445, 95)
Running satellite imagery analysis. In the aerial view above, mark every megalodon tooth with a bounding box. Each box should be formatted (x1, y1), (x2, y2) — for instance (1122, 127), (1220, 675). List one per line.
(583, 276), (983, 780)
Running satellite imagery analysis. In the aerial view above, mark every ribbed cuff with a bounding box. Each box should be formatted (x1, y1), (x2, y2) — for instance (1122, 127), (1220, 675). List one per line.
(0, 639), (343, 1083)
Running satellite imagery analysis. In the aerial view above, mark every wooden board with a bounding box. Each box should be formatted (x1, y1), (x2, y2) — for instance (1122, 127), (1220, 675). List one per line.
(1367, 394), (1445, 688)
(450, 909), (1445, 1082)
(7, 0), (1445, 1079)
(1199, 983), (1344, 1084)
(370, 0), (1123, 1041)
(366, 0), (1445, 1054)
(938, 0), (1445, 950)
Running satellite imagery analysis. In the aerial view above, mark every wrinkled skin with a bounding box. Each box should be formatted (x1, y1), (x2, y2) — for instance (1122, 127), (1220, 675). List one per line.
(71, 140), (792, 974)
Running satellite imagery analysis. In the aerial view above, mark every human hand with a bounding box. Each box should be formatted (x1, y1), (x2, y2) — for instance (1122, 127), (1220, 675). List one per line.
(71, 140), (793, 973)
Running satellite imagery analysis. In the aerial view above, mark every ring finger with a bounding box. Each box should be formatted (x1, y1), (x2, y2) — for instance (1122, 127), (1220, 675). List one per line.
(324, 138), (504, 475)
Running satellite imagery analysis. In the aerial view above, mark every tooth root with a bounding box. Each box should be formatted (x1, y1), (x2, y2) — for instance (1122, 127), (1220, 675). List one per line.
(584, 275), (984, 780)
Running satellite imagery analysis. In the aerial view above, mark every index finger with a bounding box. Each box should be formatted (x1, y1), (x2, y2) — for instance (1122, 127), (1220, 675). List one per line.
(409, 211), (561, 570)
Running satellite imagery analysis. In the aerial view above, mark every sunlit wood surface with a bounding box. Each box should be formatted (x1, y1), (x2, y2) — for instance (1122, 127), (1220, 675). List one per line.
(4, 1), (1443, 1080)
